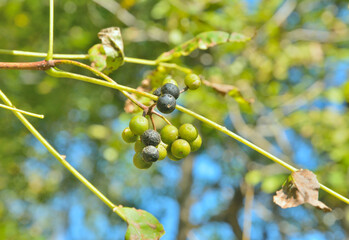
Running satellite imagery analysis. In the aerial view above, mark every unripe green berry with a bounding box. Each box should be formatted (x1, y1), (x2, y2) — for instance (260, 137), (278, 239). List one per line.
(185, 74), (201, 90)
(122, 127), (138, 143)
(171, 139), (191, 158)
(179, 123), (198, 142)
(160, 125), (178, 144)
(162, 76), (178, 87)
(133, 152), (152, 169)
(157, 144), (167, 160)
(134, 139), (145, 152)
(189, 134), (202, 152)
(129, 116), (149, 135)
(167, 149), (182, 161)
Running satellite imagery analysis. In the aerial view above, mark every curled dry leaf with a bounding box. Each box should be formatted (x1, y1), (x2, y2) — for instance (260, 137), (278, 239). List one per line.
(273, 169), (332, 212)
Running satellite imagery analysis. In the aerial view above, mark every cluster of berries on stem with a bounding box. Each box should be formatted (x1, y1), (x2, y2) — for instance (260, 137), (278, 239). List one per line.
(122, 73), (203, 169)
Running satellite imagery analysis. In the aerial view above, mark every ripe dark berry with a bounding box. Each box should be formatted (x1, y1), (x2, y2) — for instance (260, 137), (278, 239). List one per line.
(189, 134), (202, 152)
(185, 74), (201, 90)
(133, 152), (152, 169)
(142, 145), (159, 162)
(179, 123), (198, 142)
(122, 127), (138, 143)
(160, 125), (178, 144)
(161, 83), (180, 99)
(129, 116), (149, 135)
(141, 129), (161, 146)
(153, 87), (161, 97)
(171, 139), (191, 158)
(157, 94), (176, 114)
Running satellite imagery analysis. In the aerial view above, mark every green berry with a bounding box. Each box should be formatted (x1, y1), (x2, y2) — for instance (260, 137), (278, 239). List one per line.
(157, 144), (167, 160)
(122, 127), (138, 143)
(167, 149), (182, 161)
(141, 129), (161, 146)
(162, 76), (178, 87)
(189, 134), (202, 152)
(179, 123), (198, 142)
(129, 115), (149, 135)
(185, 74), (201, 90)
(133, 152), (152, 169)
(134, 139), (145, 152)
(142, 146), (159, 162)
(171, 139), (191, 158)
(160, 125), (179, 144)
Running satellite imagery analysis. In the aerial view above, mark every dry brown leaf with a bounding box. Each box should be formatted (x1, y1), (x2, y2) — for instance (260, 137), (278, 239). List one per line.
(273, 169), (332, 212)
(203, 80), (238, 95)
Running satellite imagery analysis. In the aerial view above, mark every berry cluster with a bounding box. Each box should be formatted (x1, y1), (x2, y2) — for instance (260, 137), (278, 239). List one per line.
(154, 74), (201, 114)
(122, 115), (202, 169)
(121, 73), (203, 169)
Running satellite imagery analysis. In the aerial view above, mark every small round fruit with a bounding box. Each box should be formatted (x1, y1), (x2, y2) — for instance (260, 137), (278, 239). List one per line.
(179, 123), (198, 142)
(167, 151), (182, 161)
(141, 129), (161, 146)
(162, 76), (178, 87)
(133, 152), (152, 169)
(160, 125), (178, 144)
(142, 146), (159, 162)
(134, 139), (145, 152)
(157, 144), (167, 160)
(156, 94), (176, 114)
(129, 116), (149, 135)
(189, 134), (202, 152)
(153, 87), (161, 97)
(171, 139), (191, 158)
(122, 127), (138, 143)
(185, 73), (201, 90)
(161, 83), (180, 99)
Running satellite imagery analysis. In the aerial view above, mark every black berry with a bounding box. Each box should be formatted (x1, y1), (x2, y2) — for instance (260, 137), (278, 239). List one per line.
(161, 83), (180, 99)
(142, 145), (159, 162)
(141, 129), (161, 146)
(153, 87), (161, 97)
(157, 94), (176, 114)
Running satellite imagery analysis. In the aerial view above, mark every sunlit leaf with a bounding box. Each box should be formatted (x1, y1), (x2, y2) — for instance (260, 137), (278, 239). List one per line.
(115, 206), (165, 240)
(88, 27), (125, 74)
(273, 169), (332, 212)
(156, 31), (250, 62)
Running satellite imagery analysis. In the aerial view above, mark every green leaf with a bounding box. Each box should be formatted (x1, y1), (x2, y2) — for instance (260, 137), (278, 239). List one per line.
(115, 206), (165, 240)
(88, 27), (125, 74)
(156, 31), (250, 62)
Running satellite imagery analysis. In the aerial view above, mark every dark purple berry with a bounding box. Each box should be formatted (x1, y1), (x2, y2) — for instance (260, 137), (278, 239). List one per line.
(161, 83), (180, 99)
(156, 94), (176, 114)
(141, 129), (161, 146)
(153, 87), (161, 97)
(142, 146), (159, 162)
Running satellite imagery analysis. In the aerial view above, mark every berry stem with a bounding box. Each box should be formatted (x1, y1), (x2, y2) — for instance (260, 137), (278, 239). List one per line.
(0, 103), (44, 119)
(180, 86), (189, 94)
(175, 104), (349, 204)
(0, 49), (89, 59)
(0, 89), (117, 210)
(46, 0), (54, 61)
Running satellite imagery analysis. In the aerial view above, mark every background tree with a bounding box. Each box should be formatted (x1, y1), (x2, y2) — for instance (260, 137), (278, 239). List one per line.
(0, 0), (348, 239)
